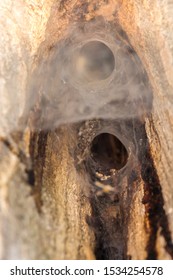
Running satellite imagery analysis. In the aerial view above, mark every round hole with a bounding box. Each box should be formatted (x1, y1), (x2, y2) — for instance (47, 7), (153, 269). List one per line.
(76, 41), (115, 82)
(90, 133), (128, 171)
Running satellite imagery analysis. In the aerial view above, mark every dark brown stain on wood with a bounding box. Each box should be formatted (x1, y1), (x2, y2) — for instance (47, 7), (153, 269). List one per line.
(30, 131), (48, 211)
(136, 119), (173, 259)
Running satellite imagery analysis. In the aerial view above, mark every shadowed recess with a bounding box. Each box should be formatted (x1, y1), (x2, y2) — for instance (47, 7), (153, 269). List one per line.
(90, 133), (128, 171)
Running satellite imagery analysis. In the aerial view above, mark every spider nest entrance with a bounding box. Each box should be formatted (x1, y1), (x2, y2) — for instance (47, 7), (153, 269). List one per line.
(90, 133), (128, 177)
(76, 41), (115, 82)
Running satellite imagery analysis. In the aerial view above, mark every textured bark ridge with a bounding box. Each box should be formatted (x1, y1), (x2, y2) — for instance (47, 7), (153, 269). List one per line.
(0, 0), (173, 259)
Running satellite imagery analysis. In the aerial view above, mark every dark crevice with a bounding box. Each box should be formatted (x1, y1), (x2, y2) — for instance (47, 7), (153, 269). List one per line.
(88, 194), (124, 260)
(135, 119), (173, 259)
(25, 169), (35, 186)
(29, 131), (48, 211)
(86, 197), (105, 260)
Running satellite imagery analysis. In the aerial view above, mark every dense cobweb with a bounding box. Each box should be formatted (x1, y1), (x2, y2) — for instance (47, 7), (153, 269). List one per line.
(22, 19), (153, 132)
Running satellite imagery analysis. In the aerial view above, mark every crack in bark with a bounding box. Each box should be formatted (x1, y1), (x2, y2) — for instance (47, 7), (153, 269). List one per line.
(30, 131), (48, 211)
(136, 120), (173, 259)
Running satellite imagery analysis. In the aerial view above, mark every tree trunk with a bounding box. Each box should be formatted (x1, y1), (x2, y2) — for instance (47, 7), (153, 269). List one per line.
(0, 0), (173, 260)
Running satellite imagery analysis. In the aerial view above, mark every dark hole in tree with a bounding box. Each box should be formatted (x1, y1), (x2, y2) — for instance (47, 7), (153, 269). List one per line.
(90, 133), (128, 171)
(77, 41), (115, 82)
